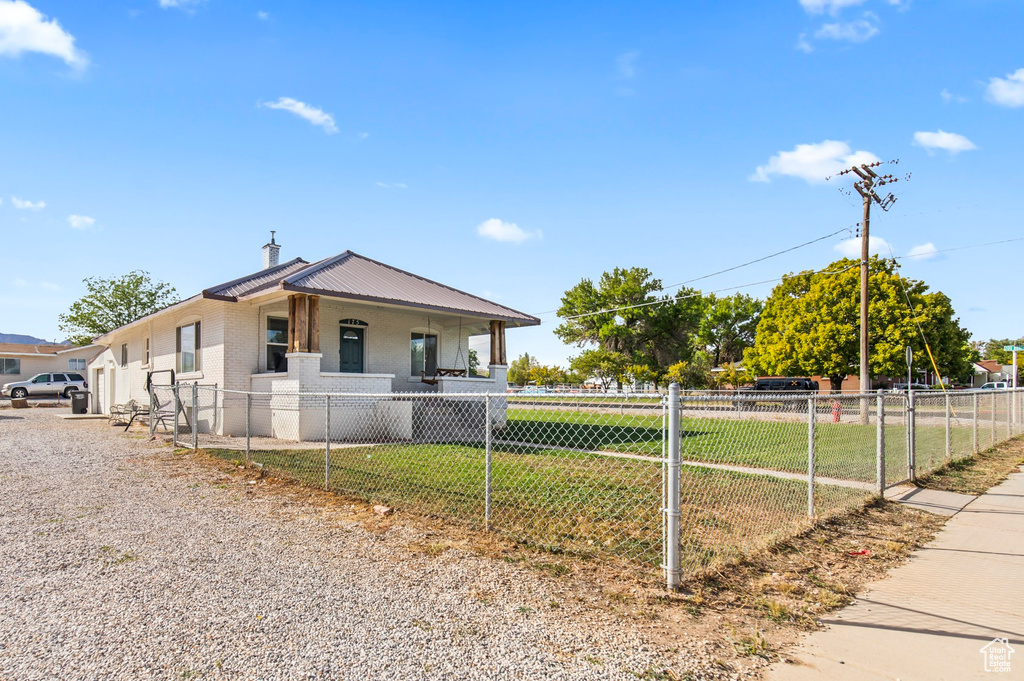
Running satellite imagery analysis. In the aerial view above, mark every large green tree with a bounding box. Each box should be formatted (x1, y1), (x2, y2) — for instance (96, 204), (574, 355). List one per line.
(555, 267), (704, 387)
(744, 257), (972, 391)
(59, 271), (179, 345)
(698, 293), (763, 366)
(507, 352), (539, 386)
(568, 349), (629, 390)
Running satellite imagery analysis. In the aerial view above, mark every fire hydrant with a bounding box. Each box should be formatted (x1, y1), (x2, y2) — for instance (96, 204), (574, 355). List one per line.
(831, 401), (842, 423)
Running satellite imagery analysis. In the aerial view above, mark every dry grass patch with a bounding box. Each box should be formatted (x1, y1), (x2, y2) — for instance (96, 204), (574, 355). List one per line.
(916, 437), (1024, 495)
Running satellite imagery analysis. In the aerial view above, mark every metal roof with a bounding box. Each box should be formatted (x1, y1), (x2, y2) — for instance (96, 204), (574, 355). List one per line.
(203, 257), (312, 300)
(204, 251), (539, 326)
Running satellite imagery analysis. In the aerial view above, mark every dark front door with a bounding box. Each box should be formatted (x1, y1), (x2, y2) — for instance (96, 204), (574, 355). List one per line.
(340, 327), (364, 373)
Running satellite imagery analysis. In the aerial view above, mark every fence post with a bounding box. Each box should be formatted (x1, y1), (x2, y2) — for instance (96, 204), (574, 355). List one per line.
(876, 390), (885, 495)
(324, 395), (331, 489)
(907, 389), (916, 483)
(173, 384), (180, 447)
(1006, 392), (1012, 441)
(665, 383), (682, 590)
(245, 392), (251, 466)
(945, 393), (951, 464)
(973, 393), (979, 454)
(807, 395), (816, 518)
(991, 393), (996, 448)
(191, 383), (198, 451)
(484, 394), (492, 531)
(148, 384), (155, 438)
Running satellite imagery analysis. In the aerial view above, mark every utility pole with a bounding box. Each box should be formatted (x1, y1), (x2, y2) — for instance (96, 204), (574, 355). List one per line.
(835, 161), (898, 424)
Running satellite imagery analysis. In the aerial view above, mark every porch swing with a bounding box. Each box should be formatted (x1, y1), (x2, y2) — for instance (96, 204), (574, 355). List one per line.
(420, 316), (469, 385)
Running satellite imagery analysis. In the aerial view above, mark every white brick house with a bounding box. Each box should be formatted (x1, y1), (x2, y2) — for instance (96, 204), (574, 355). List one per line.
(87, 238), (538, 439)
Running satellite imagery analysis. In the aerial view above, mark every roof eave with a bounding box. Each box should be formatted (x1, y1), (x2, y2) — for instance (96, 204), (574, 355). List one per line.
(278, 283), (540, 326)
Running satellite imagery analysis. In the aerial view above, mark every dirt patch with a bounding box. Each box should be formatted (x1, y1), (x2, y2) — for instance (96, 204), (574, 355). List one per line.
(916, 437), (1024, 495)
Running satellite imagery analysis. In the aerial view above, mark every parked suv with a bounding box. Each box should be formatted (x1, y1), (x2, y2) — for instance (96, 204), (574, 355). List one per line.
(746, 377), (819, 392)
(2, 372), (87, 399)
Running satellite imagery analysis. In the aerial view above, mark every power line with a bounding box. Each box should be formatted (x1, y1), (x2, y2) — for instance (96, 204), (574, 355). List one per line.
(561, 262), (860, 322)
(530, 225), (854, 316)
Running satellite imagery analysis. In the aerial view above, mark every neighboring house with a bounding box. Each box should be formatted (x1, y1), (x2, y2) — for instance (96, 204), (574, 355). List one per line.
(87, 238), (539, 440)
(973, 360), (1010, 388)
(0, 343), (103, 391)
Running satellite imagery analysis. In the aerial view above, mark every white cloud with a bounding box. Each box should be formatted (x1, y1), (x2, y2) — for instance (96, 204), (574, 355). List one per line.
(0, 0), (87, 68)
(907, 242), (939, 260)
(11, 196), (44, 210)
(913, 130), (976, 154)
(476, 218), (541, 244)
(796, 33), (814, 53)
(39, 281), (59, 291)
(940, 88), (967, 104)
(257, 10), (269, 20)
(615, 51), (638, 79)
(800, 0), (868, 15)
(375, 182), (408, 189)
(12, 277), (28, 287)
(262, 97), (338, 134)
(814, 16), (879, 43)
(986, 68), (1024, 108)
(834, 235), (891, 258)
(751, 140), (880, 184)
(67, 214), (94, 229)
(159, 0), (204, 9)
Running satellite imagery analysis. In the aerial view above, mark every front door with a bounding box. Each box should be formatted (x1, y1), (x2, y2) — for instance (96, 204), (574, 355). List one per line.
(340, 326), (364, 373)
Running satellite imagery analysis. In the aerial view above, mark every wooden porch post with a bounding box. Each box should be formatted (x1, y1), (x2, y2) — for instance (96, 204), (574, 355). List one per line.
(307, 295), (320, 353)
(287, 295), (297, 352)
(489, 321), (500, 366)
(499, 321), (507, 365)
(294, 293), (309, 352)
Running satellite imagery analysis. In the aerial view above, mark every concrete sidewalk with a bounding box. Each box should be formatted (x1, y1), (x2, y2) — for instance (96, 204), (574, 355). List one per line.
(768, 466), (1024, 681)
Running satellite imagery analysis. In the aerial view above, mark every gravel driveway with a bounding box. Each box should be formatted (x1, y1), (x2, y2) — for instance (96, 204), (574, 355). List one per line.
(0, 409), (692, 680)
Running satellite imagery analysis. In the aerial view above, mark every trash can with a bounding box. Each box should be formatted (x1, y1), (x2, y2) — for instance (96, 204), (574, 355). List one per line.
(71, 390), (89, 415)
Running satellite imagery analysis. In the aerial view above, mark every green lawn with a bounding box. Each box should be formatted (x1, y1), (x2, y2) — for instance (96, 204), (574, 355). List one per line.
(504, 406), (979, 483)
(206, 436), (866, 572)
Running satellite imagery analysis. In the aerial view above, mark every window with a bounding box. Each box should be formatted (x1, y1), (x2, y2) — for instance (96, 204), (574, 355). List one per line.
(66, 373), (84, 382)
(411, 332), (437, 376)
(176, 321), (201, 374)
(32, 374), (51, 383)
(144, 337), (150, 365)
(68, 358), (86, 371)
(52, 374), (68, 382)
(266, 317), (288, 372)
(120, 344), (128, 368)
(0, 358), (19, 375)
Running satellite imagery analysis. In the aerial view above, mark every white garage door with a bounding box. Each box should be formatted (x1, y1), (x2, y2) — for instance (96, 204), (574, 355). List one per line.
(95, 371), (105, 413)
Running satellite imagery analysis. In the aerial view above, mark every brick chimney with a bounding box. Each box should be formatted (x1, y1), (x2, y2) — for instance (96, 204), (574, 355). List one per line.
(262, 231), (280, 269)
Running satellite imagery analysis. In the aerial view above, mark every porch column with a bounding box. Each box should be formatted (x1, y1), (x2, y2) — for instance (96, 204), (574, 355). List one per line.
(289, 293), (309, 352)
(489, 320), (507, 366)
(287, 295), (295, 352)
(307, 295), (320, 353)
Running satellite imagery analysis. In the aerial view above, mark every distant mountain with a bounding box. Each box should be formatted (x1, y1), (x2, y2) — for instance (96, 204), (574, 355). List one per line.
(0, 333), (70, 345)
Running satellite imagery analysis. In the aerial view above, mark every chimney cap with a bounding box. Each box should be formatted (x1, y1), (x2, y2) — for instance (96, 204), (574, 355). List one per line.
(263, 230), (278, 248)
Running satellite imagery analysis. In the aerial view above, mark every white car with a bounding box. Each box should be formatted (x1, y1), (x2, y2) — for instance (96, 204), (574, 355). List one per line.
(979, 381), (1009, 390)
(2, 372), (88, 399)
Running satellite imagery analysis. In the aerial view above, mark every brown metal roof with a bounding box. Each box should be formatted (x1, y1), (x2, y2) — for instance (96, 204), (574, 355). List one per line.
(278, 252), (539, 325)
(203, 257), (311, 300)
(202, 251), (538, 325)
(0, 343), (68, 355)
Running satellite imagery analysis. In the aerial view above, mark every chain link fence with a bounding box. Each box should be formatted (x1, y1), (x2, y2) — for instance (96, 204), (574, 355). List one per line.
(146, 383), (1024, 588)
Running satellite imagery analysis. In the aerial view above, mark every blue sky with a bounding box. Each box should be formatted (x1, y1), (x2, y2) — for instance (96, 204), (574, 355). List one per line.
(1, 0), (1022, 365)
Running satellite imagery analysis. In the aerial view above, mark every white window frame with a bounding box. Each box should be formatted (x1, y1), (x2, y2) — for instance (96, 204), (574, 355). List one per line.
(265, 316), (289, 373)
(409, 329), (439, 377)
(176, 321), (201, 375)
(1, 358), (20, 375)
(120, 344), (128, 368)
(144, 337), (150, 366)
(67, 358), (86, 371)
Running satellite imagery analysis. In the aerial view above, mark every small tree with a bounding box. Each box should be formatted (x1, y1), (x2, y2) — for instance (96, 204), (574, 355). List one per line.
(59, 271), (179, 345)
(468, 349), (481, 376)
(663, 351), (713, 389)
(569, 349), (629, 391)
(507, 353), (539, 386)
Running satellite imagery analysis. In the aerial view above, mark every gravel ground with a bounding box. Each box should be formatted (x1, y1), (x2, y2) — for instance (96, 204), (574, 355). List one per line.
(0, 408), (750, 680)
